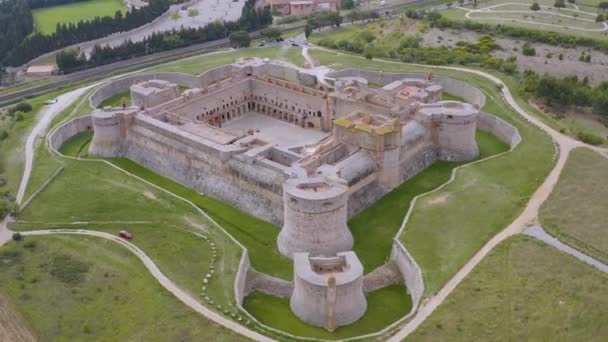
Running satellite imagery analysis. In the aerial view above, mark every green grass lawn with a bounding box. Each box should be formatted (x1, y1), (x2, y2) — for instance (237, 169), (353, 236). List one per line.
(96, 91), (131, 109)
(151, 46), (306, 75)
(441, 93), (466, 102)
(58, 131), (93, 157)
(540, 147), (608, 264)
(351, 130), (509, 273)
(0, 235), (247, 341)
(309, 48), (554, 297)
(108, 158), (293, 280)
(32, 0), (126, 35)
(244, 285), (411, 340)
(408, 235), (608, 341)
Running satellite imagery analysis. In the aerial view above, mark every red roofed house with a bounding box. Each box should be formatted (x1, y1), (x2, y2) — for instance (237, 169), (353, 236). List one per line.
(269, 0), (340, 15)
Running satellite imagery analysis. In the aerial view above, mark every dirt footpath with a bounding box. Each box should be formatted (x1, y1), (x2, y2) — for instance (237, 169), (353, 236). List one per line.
(0, 292), (37, 342)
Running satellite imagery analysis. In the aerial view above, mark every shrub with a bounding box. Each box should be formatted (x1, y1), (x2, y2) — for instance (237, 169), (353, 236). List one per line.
(49, 254), (90, 285)
(23, 241), (37, 249)
(0, 129), (8, 141)
(522, 42), (536, 56)
(15, 111), (24, 122)
(12, 233), (22, 241)
(14, 102), (32, 113)
(577, 132), (605, 145)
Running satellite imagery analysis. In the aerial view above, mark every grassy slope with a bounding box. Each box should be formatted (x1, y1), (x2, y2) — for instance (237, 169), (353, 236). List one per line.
(33, 0), (126, 35)
(0, 235), (247, 341)
(96, 91), (131, 109)
(309, 49), (554, 297)
(351, 131), (509, 272)
(0, 291), (37, 342)
(151, 46), (306, 75)
(108, 158), (293, 280)
(540, 147), (608, 264)
(408, 235), (608, 341)
(245, 285), (411, 340)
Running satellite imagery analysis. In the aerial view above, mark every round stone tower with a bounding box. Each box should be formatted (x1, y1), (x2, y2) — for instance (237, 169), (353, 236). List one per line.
(277, 177), (352, 258)
(89, 108), (130, 158)
(290, 252), (367, 331)
(420, 101), (479, 162)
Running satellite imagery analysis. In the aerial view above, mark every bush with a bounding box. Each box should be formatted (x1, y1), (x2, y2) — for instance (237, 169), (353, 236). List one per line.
(49, 254), (90, 285)
(229, 31), (251, 48)
(0, 130), (8, 141)
(23, 241), (37, 249)
(577, 132), (605, 145)
(14, 102), (32, 113)
(15, 111), (24, 122)
(522, 42), (536, 56)
(12, 233), (22, 241)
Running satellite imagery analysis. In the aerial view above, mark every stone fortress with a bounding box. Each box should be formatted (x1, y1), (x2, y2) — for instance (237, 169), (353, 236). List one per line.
(86, 57), (485, 330)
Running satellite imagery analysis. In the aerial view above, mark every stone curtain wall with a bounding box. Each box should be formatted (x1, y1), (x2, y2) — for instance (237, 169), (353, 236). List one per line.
(48, 115), (94, 151)
(390, 241), (424, 310)
(327, 69), (486, 108)
(90, 72), (201, 108)
(477, 112), (522, 147)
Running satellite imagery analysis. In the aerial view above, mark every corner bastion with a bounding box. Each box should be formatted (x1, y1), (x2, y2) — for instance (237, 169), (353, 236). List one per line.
(291, 252), (367, 331)
(278, 177), (352, 258)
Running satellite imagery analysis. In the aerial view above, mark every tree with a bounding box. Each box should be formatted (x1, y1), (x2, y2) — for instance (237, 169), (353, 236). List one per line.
(229, 30), (251, 48)
(554, 0), (566, 9)
(188, 8), (199, 21)
(261, 27), (282, 41)
(304, 24), (313, 38)
(596, 14), (606, 22)
(522, 42), (536, 56)
(600, 2), (608, 11)
(342, 0), (355, 9)
(170, 11), (180, 21)
(567, 0), (575, 3)
(531, 2), (541, 11)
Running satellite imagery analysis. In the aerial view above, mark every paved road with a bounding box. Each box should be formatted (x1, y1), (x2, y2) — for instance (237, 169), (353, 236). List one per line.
(524, 225), (608, 273)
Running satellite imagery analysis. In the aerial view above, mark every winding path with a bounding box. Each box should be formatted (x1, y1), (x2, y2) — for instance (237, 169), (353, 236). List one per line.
(3, 43), (608, 341)
(456, 3), (608, 32)
(19, 229), (274, 342)
(15, 85), (96, 204)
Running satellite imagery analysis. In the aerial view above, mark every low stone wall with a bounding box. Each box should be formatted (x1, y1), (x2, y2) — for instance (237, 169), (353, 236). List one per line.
(477, 112), (522, 147)
(235, 252), (251, 306)
(390, 241), (424, 309)
(327, 69), (486, 108)
(245, 270), (294, 299)
(234, 251), (293, 303)
(48, 115), (93, 151)
(362, 260), (403, 293)
(90, 72), (201, 108)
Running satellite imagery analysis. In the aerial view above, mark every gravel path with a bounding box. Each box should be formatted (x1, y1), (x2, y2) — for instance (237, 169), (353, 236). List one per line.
(15, 85), (96, 204)
(524, 225), (608, 273)
(19, 229), (275, 342)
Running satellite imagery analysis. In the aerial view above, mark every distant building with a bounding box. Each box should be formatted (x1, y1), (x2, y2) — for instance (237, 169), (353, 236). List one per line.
(26, 65), (58, 76)
(270, 0), (340, 15)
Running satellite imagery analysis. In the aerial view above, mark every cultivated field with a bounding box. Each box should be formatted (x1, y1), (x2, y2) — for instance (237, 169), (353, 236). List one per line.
(540, 147), (608, 264)
(408, 235), (608, 341)
(33, 0), (126, 35)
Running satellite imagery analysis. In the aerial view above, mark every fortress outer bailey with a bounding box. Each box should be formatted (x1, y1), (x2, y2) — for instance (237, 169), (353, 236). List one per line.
(87, 58), (484, 330)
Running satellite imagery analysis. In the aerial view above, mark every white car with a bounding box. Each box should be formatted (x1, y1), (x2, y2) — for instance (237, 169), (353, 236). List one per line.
(44, 99), (58, 105)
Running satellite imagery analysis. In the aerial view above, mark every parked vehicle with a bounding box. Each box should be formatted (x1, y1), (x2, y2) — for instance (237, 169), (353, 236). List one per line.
(119, 230), (133, 240)
(44, 99), (58, 105)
